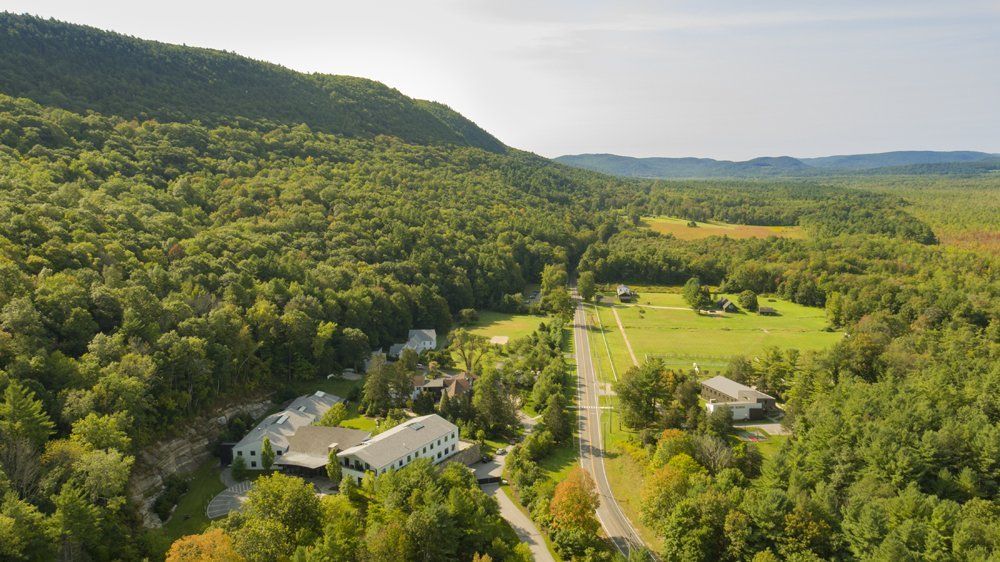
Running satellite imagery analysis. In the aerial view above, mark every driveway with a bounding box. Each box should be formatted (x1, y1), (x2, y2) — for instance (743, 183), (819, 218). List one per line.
(474, 455), (504, 480)
(484, 483), (554, 562)
(475, 439), (552, 561)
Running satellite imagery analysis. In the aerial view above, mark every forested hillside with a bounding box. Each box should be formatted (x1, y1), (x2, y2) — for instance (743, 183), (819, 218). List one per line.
(0, 87), (632, 559)
(0, 13), (505, 152)
(0, 13), (997, 562)
(555, 151), (1000, 178)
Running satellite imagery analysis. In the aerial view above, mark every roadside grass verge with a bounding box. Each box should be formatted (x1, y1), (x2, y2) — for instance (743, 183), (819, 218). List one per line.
(583, 304), (660, 549)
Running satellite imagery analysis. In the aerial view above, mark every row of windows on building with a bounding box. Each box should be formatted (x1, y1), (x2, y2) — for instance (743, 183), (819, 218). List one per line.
(343, 431), (459, 473)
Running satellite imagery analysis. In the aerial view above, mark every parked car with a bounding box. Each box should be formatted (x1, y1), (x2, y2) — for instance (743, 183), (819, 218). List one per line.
(496, 448), (507, 456)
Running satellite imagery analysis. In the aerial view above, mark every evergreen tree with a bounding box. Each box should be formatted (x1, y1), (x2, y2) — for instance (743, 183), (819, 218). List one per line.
(261, 437), (275, 471)
(472, 370), (518, 436)
(326, 450), (342, 483)
(0, 381), (55, 448)
(232, 456), (248, 481)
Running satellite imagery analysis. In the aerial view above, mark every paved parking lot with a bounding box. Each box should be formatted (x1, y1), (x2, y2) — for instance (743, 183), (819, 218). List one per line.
(205, 480), (252, 519)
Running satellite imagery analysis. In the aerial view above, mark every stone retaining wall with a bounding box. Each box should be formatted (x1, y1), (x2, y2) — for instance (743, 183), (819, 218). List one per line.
(128, 399), (271, 528)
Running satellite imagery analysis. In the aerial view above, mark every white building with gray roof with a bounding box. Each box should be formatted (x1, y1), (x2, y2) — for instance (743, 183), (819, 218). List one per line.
(336, 413), (459, 483)
(232, 390), (342, 470)
(388, 328), (437, 358)
(700, 375), (776, 421)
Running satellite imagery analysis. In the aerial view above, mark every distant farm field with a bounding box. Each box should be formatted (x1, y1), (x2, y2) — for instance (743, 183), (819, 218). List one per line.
(642, 216), (806, 240)
(592, 288), (842, 374)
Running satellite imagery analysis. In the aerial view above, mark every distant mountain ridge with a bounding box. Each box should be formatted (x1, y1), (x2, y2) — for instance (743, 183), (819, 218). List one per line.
(0, 13), (505, 152)
(555, 151), (1000, 178)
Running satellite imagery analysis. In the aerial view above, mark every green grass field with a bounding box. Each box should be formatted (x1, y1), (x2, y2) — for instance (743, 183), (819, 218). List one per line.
(642, 216), (806, 241)
(594, 289), (842, 374)
(149, 460), (227, 556)
(464, 310), (549, 342)
(584, 289), (836, 550)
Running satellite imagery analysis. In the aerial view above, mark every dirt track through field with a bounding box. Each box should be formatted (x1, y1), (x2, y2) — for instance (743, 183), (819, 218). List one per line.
(611, 306), (639, 367)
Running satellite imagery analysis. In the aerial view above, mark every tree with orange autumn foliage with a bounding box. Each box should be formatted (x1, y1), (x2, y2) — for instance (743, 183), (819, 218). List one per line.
(165, 528), (245, 562)
(549, 467), (600, 533)
(548, 467), (602, 556)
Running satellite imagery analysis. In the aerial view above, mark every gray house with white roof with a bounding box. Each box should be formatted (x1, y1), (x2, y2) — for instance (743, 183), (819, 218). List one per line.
(336, 414), (459, 483)
(232, 391), (342, 469)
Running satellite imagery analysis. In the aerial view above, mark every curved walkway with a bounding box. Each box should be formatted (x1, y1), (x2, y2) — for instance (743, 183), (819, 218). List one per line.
(206, 480), (252, 519)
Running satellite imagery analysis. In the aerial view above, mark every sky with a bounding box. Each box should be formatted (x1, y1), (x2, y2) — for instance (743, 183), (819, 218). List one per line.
(4, 0), (1000, 159)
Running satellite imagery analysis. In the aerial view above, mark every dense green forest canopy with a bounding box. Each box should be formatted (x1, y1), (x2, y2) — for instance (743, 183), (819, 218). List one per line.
(0, 89), (632, 559)
(0, 13), (997, 562)
(622, 179), (938, 243)
(0, 13), (505, 152)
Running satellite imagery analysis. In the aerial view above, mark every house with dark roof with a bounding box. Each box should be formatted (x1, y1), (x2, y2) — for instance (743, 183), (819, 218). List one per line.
(758, 306), (778, 316)
(716, 297), (738, 312)
(411, 373), (475, 401)
(700, 375), (776, 421)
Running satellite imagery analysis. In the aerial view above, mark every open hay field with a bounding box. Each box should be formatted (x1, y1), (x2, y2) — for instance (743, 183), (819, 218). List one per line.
(641, 216), (807, 240)
(592, 288), (842, 374)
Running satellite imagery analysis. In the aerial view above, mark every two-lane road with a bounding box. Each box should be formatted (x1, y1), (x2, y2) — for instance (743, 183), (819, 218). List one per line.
(572, 300), (646, 556)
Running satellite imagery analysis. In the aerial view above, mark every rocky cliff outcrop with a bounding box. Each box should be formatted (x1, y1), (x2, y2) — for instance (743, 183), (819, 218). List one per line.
(129, 399), (272, 528)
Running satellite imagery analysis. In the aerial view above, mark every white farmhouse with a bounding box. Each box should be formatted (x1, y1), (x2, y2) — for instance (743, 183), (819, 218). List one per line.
(387, 328), (437, 358)
(232, 391), (342, 469)
(336, 414), (459, 484)
(406, 329), (437, 352)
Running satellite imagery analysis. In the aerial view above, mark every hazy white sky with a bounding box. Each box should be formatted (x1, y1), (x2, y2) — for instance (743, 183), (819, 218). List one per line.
(5, 0), (999, 159)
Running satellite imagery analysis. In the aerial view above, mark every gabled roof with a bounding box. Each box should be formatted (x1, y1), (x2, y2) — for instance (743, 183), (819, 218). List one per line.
(446, 376), (472, 398)
(701, 375), (773, 401)
(287, 391), (341, 419)
(407, 329), (437, 345)
(337, 414), (457, 469)
(234, 409), (313, 450)
(234, 391), (343, 450)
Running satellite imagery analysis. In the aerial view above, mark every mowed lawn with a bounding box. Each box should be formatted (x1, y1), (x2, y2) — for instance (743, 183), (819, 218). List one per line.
(464, 310), (549, 342)
(150, 460), (227, 557)
(594, 290), (842, 373)
(642, 216), (806, 240)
